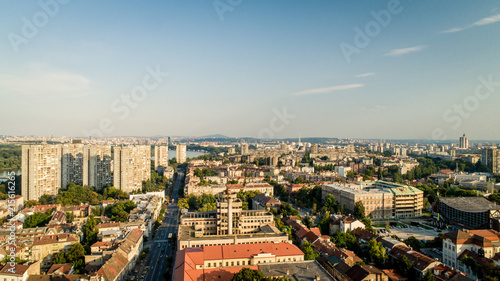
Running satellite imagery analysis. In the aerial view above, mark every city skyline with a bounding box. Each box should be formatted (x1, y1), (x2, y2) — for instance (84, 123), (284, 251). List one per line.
(1, 1), (500, 140)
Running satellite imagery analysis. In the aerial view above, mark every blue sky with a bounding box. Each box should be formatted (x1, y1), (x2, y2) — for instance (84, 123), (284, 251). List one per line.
(1, 0), (499, 140)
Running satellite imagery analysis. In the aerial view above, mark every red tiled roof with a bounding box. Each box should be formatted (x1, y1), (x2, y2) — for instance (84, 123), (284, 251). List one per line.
(47, 263), (73, 275)
(389, 245), (440, 271)
(32, 234), (78, 246)
(0, 264), (29, 276)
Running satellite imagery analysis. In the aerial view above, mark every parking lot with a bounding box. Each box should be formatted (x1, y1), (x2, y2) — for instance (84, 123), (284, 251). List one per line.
(375, 223), (442, 241)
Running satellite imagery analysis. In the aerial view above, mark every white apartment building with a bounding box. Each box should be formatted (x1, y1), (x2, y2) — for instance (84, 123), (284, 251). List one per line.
(176, 144), (187, 164)
(22, 145), (62, 201)
(154, 144), (169, 173)
(113, 145), (151, 192)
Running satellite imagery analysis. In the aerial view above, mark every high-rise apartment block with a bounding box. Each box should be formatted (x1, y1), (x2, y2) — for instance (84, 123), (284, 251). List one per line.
(22, 145), (62, 201)
(154, 144), (169, 173)
(176, 144), (186, 164)
(83, 145), (112, 189)
(113, 145), (151, 193)
(61, 142), (85, 188)
(481, 147), (500, 174)
(459, 134), (469, 149)
(22, 143), (113, 201)
(241, 143), (249, 155)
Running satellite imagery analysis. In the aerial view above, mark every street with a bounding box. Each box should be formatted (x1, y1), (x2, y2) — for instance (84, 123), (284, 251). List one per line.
(134, 170), (183, 281)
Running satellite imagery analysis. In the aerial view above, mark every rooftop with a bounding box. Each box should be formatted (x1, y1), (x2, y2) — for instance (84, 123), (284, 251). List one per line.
(259, 260), (335, 281)
(439, 197), (500, 212)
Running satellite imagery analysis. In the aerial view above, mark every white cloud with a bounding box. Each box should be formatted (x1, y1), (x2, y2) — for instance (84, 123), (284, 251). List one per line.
(293, 84), (363, 96)
(384, 45), (427, 57)
(441, 13), (500, 33)
(362, 105), (386, 113)
(0, 69), (91, 98)
(355, 72), (376, 78)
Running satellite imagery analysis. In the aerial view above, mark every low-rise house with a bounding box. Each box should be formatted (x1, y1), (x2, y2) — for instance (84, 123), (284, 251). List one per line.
(388, 245), (442, 281)
(382, 269), (407, 281)
(345, 264), (388, 281)
(31, 233), (80, 268)
(252, 193), (281, 210)
(95, 229), (143, 281)
(0, 264), (29, 281)
(47, 211), (67, 225)
(330, 216), (365, 234)
(443, 229), (500, 268)
(47, 263), (74, 275)
(432, 265), (475, 281)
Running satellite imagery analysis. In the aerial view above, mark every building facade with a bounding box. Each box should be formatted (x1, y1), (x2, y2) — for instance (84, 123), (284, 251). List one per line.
(481, 147), (500, 174)
(154, 144), (169, 173)
(322, 181), (424, 219)
(176, 144), (186, 164)
(459, 134), (469, 149)
(113, 145), (151, 192)
(22, 145), (62, 201)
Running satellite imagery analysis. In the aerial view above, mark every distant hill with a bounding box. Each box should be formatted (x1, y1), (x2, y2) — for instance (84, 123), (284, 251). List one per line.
(200, 134), (231, 139)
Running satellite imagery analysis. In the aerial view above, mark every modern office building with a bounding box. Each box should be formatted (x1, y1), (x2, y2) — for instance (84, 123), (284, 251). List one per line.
(481, 147), (500, 174)
(154, 144), (169, 173)
(113, 145), (151, 192)
(176, 144), (186, 164)
(22, 144), (62, 201)
(459, 134), (469, 149)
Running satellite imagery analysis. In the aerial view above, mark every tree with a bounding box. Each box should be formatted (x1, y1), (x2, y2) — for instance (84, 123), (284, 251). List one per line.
(324, 194), (338, 213)
(367, 239), (387, 266)
(104, 201), (136, 222)
(51, 252), (66, 264)
(303, 216), (314, 228)
(177, 198), (189, 209)
(396, 255), (413, 276)
(198, 203), (216, 212)
(50, 243), (85, 273)
(23, 212), (52, 228)
(232, 268), (265, 281)
(66, 212), (75, 223)
(300, 242), (319, 260)
(66, 243), (85, 262)
(423, 270), (435, 281)
(82, 215), (99, 254)
(24, 200), (40, 208)
(331, 232), (357, 250)
(318, 212), (331, 235)
(405, 236), (423, 251)
(354, 201), (365, 219)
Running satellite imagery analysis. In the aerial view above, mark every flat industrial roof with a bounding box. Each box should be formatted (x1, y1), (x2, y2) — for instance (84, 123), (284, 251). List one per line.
(439, 197), (500, 212)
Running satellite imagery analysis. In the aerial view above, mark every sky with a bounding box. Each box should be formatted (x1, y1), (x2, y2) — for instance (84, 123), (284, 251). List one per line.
(1, 0), (500, 140)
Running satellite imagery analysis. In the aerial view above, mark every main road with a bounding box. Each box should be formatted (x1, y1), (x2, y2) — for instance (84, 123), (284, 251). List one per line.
(136, 169), (184, 281)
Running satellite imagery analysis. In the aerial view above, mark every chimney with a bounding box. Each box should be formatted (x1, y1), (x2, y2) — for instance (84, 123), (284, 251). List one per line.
(286, 269), (289, 275)
(315, 275), (321, 281)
